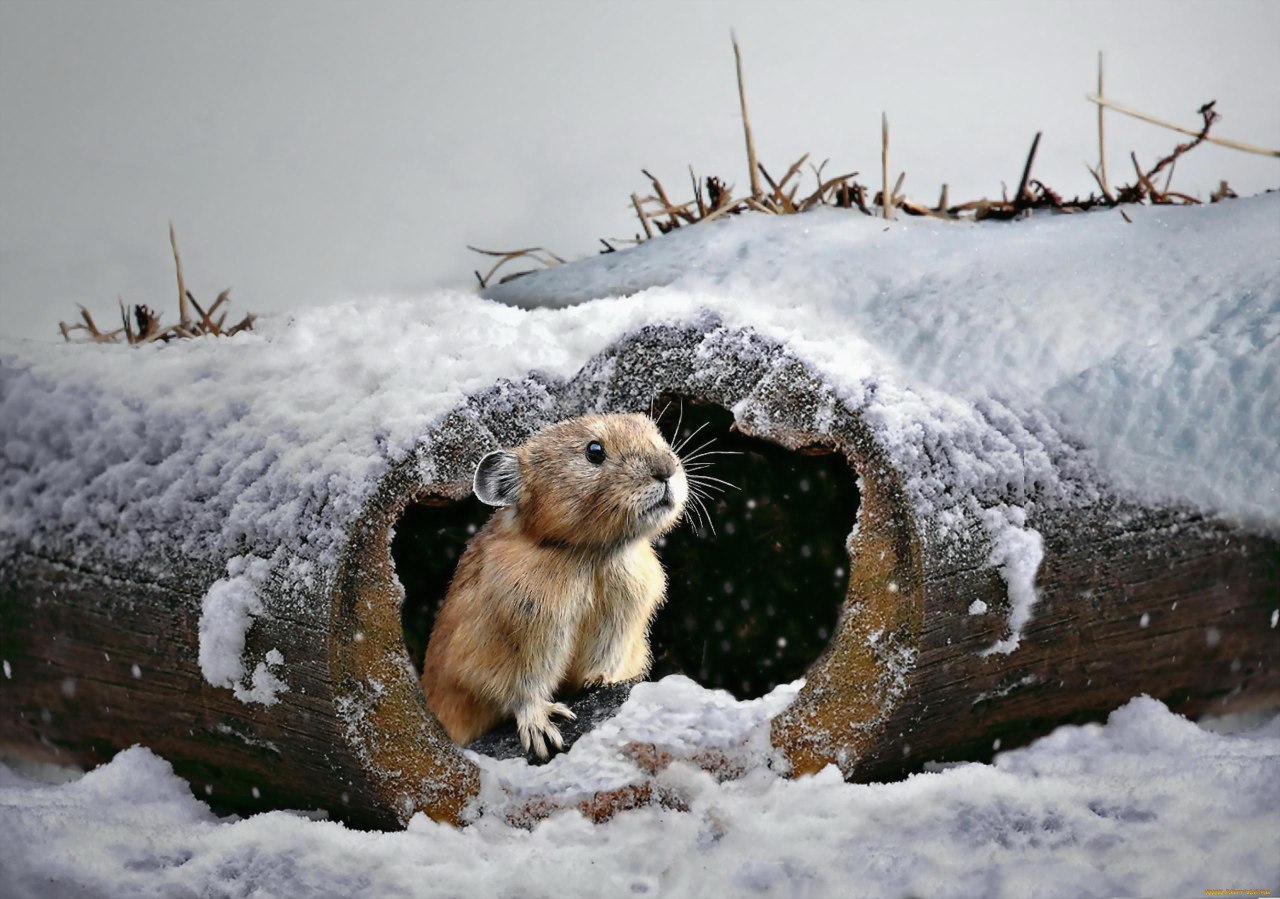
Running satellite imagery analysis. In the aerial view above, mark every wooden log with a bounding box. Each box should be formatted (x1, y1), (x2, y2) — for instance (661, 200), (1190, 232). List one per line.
(2, 321), (1276, 829)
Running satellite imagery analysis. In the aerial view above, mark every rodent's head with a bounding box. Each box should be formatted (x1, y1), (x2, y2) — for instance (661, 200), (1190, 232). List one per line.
(473, 413), (689, 548)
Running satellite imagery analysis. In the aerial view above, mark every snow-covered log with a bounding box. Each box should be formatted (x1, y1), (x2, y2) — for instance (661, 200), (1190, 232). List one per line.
(3, 200), (1278, 829)
(2, 318), (1276, 829)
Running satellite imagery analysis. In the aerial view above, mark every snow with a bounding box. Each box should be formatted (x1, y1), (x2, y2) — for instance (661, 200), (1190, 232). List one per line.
(197, 556), (273, 697)
(1, 692), (1277, 899)
(977, 505), (1045, 656)
(1, 197), (1277, 894)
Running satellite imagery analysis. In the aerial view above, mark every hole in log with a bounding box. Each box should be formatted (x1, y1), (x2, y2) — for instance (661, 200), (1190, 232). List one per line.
(391, 398), (860, 744)
(394, 497), (489, 677)
(650, 399), (859, 699)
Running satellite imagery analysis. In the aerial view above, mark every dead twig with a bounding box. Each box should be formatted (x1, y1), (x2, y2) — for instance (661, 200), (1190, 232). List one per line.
(1131, 152), (1162, 200)
(881, 112), (892, 221)
(169, 222), (191, 330)
(1142, 101), (1220, 194)
(642, 170), (685, 232)
(1086, 94), (1279, 157)
(732, 32), (763, 200)
(468, 245), (566, 289)
(1015, 132), (1043, 206)
(760, 153), (809, 212)
(1096, 52), (1113, 200)
(1210, 180), (1238, 203)
(689, 166), (707, 218)
(118, 296), (134, 344)
(630, 192), (654, 240)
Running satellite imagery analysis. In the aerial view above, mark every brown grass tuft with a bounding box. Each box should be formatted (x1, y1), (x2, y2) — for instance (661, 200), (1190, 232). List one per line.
(60, 225), (255, 345)
(473, 40), (1277, 282)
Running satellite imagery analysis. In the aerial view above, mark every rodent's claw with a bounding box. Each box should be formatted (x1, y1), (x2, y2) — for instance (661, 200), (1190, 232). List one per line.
(517, 717), (547, 758)
(548, 702), (577, 721)
(516, 701), (570, 760)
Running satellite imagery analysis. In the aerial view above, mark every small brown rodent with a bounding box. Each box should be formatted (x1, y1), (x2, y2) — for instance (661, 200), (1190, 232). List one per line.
(420, 413), (689, 758)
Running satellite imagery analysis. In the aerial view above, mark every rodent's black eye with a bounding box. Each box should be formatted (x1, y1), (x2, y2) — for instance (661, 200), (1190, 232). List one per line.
(585, 441), (607, 465)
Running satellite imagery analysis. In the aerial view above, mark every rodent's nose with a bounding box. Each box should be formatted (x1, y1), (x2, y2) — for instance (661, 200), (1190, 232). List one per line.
(651, 458), (676, 482)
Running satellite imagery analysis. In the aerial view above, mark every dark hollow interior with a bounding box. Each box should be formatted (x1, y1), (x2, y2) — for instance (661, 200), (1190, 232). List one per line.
(393, 400), (859, 704)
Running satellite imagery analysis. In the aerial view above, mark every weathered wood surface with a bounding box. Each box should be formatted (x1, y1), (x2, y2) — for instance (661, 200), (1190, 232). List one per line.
(0, 549), (476, 830)
(2, 321), (1277, 829)
(781, 503), (1280, 781)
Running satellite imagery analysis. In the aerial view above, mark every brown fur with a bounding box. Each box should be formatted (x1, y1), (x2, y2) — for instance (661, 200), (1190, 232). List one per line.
(420, 413), (688, 756)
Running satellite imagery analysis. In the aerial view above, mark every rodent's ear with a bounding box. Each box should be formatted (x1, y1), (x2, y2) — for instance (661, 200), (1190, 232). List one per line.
(473, 450), (521, 507)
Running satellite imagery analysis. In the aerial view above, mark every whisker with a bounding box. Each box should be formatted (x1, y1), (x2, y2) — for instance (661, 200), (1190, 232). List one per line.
(688, 474), (740, 491)
(679, 434), (717, 460)
(692, 493), (716, 536)
(673, 421), (709, 456)
(685, 484), (716, 514)
(680, 449), (743, 465)
(683, 449), (743, 458)
(689, 483), (726, 496)
(682, 495), (709, 535)
(650, 398), (673, 424)
(681, 441), (749, 464)
(671, 399), (685, 449)
(685, 481), (713, 503)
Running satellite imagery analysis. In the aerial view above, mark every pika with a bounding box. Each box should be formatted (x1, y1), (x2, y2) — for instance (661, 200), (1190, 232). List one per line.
(420, 413), (689, 758)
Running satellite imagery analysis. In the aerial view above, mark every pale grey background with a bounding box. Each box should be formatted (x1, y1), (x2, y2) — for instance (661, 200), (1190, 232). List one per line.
(2, 0), (1277, 343)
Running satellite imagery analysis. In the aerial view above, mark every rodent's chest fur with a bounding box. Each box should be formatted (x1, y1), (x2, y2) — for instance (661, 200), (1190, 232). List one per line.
(430, 509), (665, 682)
(483, 510), (664, 648)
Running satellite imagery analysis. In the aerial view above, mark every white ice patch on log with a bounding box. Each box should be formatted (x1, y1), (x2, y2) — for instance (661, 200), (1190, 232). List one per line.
(197, 555), (287, 703)
(235, 653), (289, 707)
(978, 505), (1045, 656)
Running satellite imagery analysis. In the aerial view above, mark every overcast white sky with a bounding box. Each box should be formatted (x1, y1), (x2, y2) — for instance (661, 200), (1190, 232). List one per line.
(1, 0), (1277, 342)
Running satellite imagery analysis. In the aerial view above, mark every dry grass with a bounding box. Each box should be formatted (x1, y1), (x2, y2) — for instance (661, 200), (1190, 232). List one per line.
(60, 223), (255, 345)
(473, 40), (1276, 288)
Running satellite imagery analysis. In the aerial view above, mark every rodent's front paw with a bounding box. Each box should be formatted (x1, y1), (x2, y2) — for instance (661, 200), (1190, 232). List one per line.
(515, 701), (577, 760)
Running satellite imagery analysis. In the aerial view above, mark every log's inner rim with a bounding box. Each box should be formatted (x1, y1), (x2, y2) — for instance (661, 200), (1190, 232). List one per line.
(392, 398), (862, 754)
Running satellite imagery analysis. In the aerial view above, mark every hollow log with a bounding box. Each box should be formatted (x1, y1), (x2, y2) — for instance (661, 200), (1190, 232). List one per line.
(2, 320), (1276, 829)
